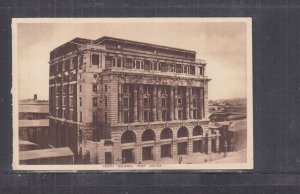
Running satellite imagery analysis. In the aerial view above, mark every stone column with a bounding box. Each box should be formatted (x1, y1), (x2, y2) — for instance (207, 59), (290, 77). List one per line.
(133, 86), (138, 122)
(216, 131), (220, 153)
(169, 86), (174, 120)
(185, 87), (190, 120)
(203, 82), (209, 119)
(157, 86), (162, 121)
(199, 87), (204, 119)
(188, 139), (193, 155)
(207, 137), (212, 155)
(152, 85), (157, 121)
(118, 84), (123, 123)
(135, 138), (142, 163)
(174, 87), (178, 120)
(189, 87), (193, 119)
(138, 85), (143, 122)
(155, 143), (160, 162)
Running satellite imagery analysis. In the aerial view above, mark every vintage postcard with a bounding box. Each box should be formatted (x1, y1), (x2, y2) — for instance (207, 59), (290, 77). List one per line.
(12, 18), (253, 171)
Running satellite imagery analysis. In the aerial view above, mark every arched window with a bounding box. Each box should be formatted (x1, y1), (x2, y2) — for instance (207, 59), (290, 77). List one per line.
(193, 126), (203, 136)
(160, 128), (173, 140)
(177, 127), (189, 138)
(142, 129), (156, 141)
(121, 131), (136, 144)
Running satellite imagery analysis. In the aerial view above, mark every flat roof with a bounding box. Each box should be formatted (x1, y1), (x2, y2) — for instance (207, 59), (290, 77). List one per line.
(19, 147), (74, 161)
(19, 119), (49, 127)
(95, 36), (196, 54)
(19, 104), (49, 113)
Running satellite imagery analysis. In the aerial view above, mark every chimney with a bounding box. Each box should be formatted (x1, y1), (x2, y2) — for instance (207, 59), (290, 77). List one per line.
(34, 94), (37, 101)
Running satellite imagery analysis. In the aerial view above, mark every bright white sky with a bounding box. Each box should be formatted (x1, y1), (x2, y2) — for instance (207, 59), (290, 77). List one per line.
(16, 19), (249, 100)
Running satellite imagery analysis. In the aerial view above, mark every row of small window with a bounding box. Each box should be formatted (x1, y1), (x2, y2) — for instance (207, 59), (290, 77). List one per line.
(78, 111), (102, 124)
(78, 97), (107, 108)
(122, 85), (200, 95)
(56, 109), (74, 121)
(122, 109), (200, 123)
(56, 97), (74, 107)
(55, 85), (75, 94)
(78, 84), (108, 93)
(105, 56), (204, 75)
(122, 94), (199, 109)
(50, 58), (77, 75)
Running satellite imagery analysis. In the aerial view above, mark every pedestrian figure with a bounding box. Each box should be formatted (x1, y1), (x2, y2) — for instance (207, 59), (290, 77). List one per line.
(179, 156), (182, 164)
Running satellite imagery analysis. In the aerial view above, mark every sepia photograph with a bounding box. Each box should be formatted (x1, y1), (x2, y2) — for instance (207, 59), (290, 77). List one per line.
(12, 18), (253, 170)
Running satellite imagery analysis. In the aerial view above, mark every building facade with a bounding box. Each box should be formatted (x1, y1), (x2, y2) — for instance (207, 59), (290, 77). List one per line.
(49, 36), (223, 164)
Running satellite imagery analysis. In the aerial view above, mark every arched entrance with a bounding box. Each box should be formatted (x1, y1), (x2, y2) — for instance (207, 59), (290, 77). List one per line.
(177, 127), (189, 155)
(160, 128), (173, 158)
(121, 131), (136, 163)
(141, 129), (156, 161)
(192, 126), (204, 153)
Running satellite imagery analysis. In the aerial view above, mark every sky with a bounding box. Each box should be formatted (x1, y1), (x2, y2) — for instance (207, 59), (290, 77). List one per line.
(16, 19), (250, 100)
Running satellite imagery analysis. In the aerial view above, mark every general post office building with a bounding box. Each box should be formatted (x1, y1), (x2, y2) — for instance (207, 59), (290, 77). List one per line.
(49, 36), (223, 164)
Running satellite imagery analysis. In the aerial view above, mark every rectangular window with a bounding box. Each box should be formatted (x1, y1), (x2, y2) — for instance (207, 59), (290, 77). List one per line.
(153, 62), (158, 71)
(69, 110), (73, 120)
(105, 97), (108, 107)
(79, 97), (82, 106)
(116, 58), (122, 67)
(143, 85), (150, 94)
(135, 60), (141, 69)
(62, 61), (65, 71)
(178, 110), (183, 120)
(62, 110), (65, 119)
(192, 88), (198, 95)
(80, 111), (82, 122)
(123, 97), (129, 109)
(69, 97), (73, 107)
(190, 66), (196, 75)
(160, 62), (168, 72)
(144, 97), (149, 108)
(79, 85), (82, 92)
(144, 111), (149, 122)
(69, 85), (73, 94)
(92, 54), (100, 66)
(184, 66), (188, 73)
(93, 111), (98, 123)
(193, 98), (197, 107)
(178, 98), (182, 107)
(105, 85), (108, 92)
(70, 59), (74, 69)
(162, 110), (167, 121)
(162, 98), (167, 107)
(198, 67), (203, 75)
(161, 86), (167, 94)
(93, 84), (97, 92)
(93, 97), (98, 107)
(144, 60), (151, 71)
(124, 110), (129, 123)
(193, 110), (198, 119)
(56, 96), (59, 106)
(124, 58), (133, 69)
(123, 85), (129, 93)
(105, 56), (113, 68)
(105, 112), (108, 124)
(63, 96), (67, 106)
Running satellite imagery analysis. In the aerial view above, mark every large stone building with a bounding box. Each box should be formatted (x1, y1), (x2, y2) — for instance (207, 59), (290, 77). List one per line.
(48, 36), (224, 164)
